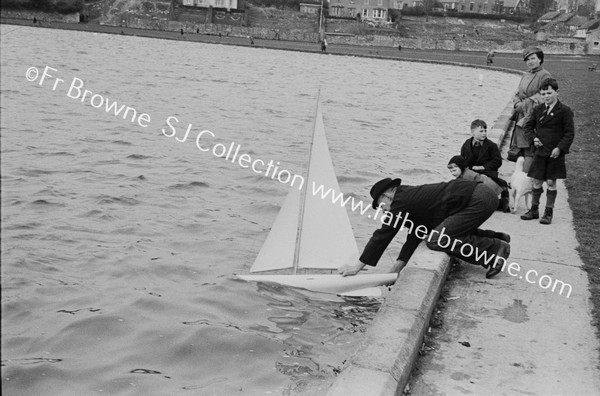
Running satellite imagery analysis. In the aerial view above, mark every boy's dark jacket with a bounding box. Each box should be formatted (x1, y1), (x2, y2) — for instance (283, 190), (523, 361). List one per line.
(523, 100), (575, 157)
(460, 138), (502, 178)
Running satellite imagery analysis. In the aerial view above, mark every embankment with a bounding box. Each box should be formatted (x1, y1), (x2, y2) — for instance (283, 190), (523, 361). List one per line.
(1, 8), (589, 55)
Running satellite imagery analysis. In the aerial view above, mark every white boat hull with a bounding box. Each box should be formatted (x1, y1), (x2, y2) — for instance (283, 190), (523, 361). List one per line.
(237, 273), (398, 296)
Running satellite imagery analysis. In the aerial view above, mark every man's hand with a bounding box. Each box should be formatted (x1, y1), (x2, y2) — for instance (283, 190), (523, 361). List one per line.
(533, 137), (543, 148)
(338, 261), (366, 277)
(390, 260), (407, 274)
(472, 165), (485, 171)
(550, 147), (560, 159)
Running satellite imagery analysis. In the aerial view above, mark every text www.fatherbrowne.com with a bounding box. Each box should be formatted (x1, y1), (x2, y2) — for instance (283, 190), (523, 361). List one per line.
(312, 183), (572, 298)
(25, 65), (573, 299)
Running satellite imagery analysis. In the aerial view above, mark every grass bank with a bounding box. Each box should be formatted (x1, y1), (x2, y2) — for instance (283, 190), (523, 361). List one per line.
(2, 18), (600, 349)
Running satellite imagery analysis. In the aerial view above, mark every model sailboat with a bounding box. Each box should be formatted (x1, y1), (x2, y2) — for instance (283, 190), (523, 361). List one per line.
(238, 95), (397, 296)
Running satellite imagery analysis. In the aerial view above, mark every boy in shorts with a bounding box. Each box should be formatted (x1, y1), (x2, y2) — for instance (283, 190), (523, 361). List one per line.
(521, 78), (575, 224)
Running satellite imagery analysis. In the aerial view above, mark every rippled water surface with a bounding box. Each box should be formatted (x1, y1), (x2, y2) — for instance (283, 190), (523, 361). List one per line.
(1, 25), (518, 395)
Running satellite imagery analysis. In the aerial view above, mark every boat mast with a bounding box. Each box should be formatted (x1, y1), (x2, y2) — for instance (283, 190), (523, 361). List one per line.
(292, 92), (321, 274)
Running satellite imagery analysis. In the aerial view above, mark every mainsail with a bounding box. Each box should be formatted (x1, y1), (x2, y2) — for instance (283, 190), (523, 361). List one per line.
(240, 94), (397, 295)
(249, 97), (358, 273)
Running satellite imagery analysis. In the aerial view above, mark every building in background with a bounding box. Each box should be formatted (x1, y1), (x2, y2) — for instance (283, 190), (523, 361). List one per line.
(181, 0), (242, 10)
(329, 0), (391, 22)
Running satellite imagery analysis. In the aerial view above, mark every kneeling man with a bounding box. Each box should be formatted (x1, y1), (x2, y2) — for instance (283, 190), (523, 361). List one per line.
(338, 178), (510, 279)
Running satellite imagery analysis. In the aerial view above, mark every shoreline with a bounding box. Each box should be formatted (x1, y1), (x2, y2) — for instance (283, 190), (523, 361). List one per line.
(3, 17), (599, 394)
(2, 17), (595, 68)
(1, 17), (529, 79)
(1, 7), (592, 56)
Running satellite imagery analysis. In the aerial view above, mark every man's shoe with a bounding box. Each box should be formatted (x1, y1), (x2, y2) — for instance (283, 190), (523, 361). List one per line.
(486, 240), (510, 279)
(540, 207), (553, 225)
(520, 206), (539, 220)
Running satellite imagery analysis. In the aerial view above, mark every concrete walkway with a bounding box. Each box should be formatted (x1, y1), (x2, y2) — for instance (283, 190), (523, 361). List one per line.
(328, 103), (600, 395)
(407, 143), (600, 395)
(408, 177), (600, 394)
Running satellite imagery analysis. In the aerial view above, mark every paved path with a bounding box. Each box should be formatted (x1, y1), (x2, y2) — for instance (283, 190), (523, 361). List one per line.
(327, 104), (600, 395)
(408, 154), (600, 395)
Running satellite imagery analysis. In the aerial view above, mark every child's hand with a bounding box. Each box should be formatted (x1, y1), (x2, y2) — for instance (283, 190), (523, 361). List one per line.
(514, 100), (524, 112)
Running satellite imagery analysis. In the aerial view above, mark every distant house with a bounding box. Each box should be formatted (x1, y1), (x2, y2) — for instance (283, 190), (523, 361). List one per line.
(434, 0), (459, 11)
(299, 3), (321, 14)
(498, 0), (530, 15)
(536, 11), (594, 37)
(575, 18), (600, 38)
(566, 15), (590, 32)
(181, 0), (242, 10)
(389, 0), (406, 8)
(448, 0), (493, 14)
(538, 10), (562, 23)
(329, 0), (392, 21)
(554, 11), (575, 23)
(403, 0), (525, 13)
(329, 0), (358, 18)
(587, 28), (600, 54)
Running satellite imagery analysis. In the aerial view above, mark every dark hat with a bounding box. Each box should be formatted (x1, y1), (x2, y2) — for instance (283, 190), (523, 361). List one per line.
(522, 46), (542, 60)
(448, 155), (467, 172)
(370, 177), (401, 209)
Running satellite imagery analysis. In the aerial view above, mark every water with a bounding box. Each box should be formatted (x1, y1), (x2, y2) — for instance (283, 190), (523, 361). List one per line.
(1, 25), (519, 395)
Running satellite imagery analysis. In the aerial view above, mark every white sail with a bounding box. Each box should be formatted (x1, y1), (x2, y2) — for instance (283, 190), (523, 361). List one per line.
(242, 95), (397, 295)
(249, 186), (300, 272)
(296, 100), (359, 270)
(249, 97), (357, 273)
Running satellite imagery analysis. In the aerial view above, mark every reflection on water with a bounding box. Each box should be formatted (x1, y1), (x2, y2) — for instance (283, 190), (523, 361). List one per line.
(1, 25), (518, 394)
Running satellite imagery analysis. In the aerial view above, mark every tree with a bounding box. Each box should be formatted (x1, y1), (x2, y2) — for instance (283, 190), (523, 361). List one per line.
(529, 0), (554, 18)
(576, 0), (595, 17)
(422, 0), (436, 11)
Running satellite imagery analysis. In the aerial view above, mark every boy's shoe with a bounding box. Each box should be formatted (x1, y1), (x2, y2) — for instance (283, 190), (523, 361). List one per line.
(520, 206), (539, 220)
(540, 207), (553, 225)
(498, 197), (511, 213)
(486, 240), (510, 279)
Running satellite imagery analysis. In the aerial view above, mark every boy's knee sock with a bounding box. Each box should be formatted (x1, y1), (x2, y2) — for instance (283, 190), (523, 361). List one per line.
(532, 187), (543, 208)
(546, 189), (557, 208)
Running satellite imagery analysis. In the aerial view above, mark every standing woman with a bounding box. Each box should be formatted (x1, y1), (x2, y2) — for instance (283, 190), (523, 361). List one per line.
(511, 47), (552, 172)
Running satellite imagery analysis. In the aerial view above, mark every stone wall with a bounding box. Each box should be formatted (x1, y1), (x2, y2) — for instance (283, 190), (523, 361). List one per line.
(175, 7), (211, 24)
(326, 34), (587, 55)
(173, 6), (247, 26)
(100, 13), (586, 54)
(102, 0), (172, 20)
(101, 15), (319, 41)
(1, 9), (80, 23)
(2, 7), (588, 55)
(246, 6), (317, 31)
